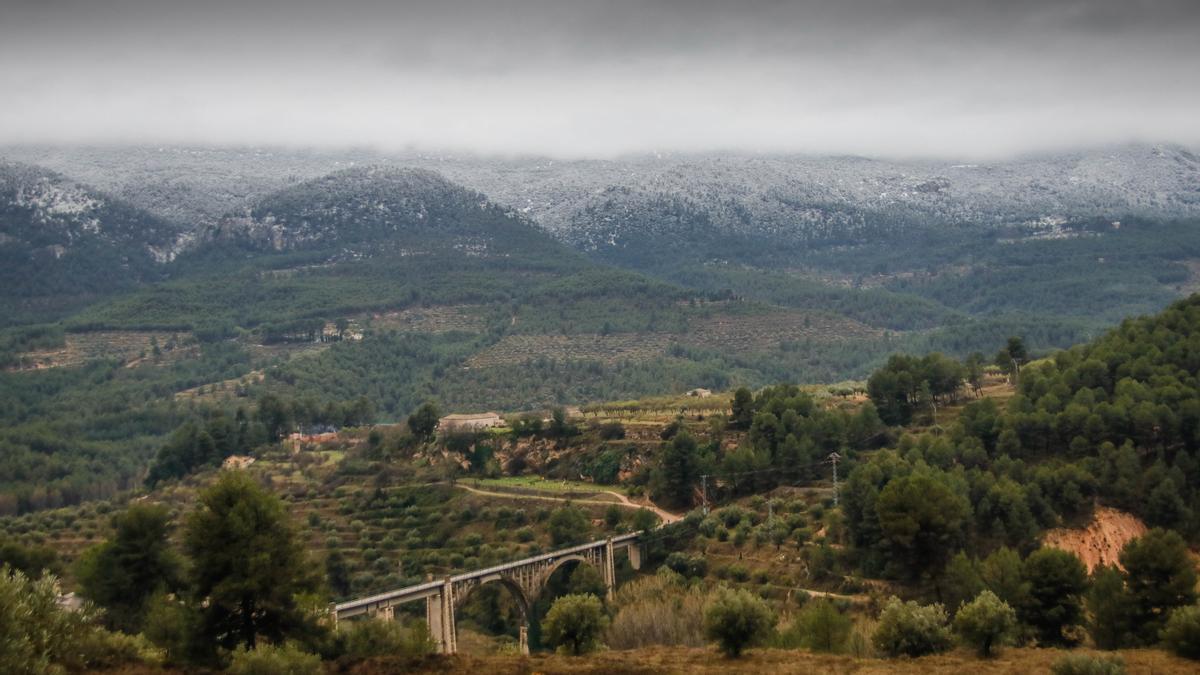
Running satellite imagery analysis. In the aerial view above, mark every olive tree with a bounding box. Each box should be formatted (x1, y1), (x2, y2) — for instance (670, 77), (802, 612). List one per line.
(542, 593), (608, 655)
(703, 587), (775, 658)
(872, 597), (953, 658)
(953, 591), (1018, 657)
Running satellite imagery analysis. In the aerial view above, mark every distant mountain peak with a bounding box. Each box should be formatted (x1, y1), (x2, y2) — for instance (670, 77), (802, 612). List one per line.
(200, 165), (550, 257)
(0, 159), (184, 305)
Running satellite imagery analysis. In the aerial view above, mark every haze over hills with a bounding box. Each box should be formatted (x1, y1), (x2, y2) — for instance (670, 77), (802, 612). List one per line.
(7, 143), (1200, 241)
(4, 144), (1200, 346)
(8, 2), (1200, 672)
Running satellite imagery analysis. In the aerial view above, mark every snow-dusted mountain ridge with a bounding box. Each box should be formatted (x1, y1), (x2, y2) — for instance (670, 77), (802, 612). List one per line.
(4, 145), (1197, 250)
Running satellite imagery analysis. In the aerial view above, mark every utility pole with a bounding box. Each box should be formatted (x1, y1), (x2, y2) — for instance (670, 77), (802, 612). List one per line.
(828, 452), (841, 506)
(701, 474), (709, 515)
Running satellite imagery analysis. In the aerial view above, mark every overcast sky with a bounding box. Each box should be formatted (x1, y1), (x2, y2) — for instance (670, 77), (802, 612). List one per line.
(1, 0), (1197, 159)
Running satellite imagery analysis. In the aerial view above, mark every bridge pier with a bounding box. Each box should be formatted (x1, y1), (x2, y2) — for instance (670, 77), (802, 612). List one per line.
(604, 537), (616, 602)
(335, 532), (647, 656)
(629, 543), (642, 571)
(425, 576), (458, 654)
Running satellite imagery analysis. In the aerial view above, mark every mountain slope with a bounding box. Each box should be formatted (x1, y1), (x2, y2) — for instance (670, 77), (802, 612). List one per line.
(437, 145), (1200, 248)
(203, 166), (555, 258)
(0, 161), (184, 323)
(11, 144), (1198, 336)
(8, 144), (1198, 250)
(72, 166), (684, 333)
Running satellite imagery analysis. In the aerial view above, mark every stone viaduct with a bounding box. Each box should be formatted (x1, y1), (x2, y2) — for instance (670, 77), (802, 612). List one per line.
(332, 532), (643, 654)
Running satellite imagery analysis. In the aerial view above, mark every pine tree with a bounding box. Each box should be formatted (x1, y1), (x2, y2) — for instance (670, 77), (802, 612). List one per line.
(657, 431), (699, 509)
(184, 472), (321, 656)
(76, 503), (182, 632)
(1085, 564), (1132, 649)
(1120, 528), (1199, 645)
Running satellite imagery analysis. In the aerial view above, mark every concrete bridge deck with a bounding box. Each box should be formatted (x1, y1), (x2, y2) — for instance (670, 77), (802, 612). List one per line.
(332, 531), (644, 654)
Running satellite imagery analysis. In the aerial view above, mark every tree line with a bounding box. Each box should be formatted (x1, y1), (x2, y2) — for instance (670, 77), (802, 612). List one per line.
(146, 393), (374, 485)
(652, 384), (888, 509)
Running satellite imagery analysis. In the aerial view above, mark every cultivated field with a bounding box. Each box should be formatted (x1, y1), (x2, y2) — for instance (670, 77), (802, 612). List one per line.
(366, 305), (488, 333)
(467, 333), (670, 367)
(466, 309), (884, 368)
(682, 310), (884, 351)
(9, 330), (192, 370)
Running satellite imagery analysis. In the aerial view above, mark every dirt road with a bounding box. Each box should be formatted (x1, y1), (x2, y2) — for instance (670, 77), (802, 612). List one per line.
(452, 483), (682, 526)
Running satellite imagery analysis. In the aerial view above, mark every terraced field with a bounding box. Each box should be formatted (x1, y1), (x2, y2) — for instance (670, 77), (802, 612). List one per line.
(466, 333), (670, 367)
(466, 309), (885, 368)
(682, 309), (884, 350)
(9, 330), (193, 370)
(366, 305), (488, 334)
(0, 439), (639, 599)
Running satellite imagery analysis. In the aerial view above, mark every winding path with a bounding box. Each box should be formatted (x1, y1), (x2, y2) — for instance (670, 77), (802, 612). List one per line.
(452, 482), (682, 525)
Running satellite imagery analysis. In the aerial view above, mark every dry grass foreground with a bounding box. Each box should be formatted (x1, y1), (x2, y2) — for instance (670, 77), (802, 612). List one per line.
(341, 646), (1196, 675)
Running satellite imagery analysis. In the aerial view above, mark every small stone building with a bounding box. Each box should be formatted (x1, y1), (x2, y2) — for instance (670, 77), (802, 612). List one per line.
(222, 455), (256, 470)
(439, 412), (504, 433)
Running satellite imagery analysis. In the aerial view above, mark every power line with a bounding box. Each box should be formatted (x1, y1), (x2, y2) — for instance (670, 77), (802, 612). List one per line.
(700, 457), (836, 481)
(698, 454), (845, 511)
(828, 451), (842, 506)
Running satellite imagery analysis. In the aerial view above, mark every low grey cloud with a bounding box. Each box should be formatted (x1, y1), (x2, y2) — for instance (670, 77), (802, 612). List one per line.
(1, 0), (1197, 158)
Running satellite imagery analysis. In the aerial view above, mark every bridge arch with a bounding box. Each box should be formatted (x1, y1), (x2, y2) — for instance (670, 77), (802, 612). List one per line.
(452, 575), (533, 654)
(532, 554), (600, 601)
(332, 532), (645, 655)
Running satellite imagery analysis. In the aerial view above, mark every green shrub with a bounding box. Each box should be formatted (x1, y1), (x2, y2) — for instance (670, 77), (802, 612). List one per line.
(226, 642), (323, 675)
(718, 507), (747, 529)
(542, 593), (608, 655)
(732, 526), (749, 547)
(1161, 604), (1200, 660)
(725, 563), (750, 582)
(340, 618), (435, 660)
(1049, 653), (1126, 675)
(142, 593), (202, 665)
(73, 629), (164, 670)
(607, 571), (708, 649)
(871, 597), (953, 658)
(548, 507), (590, 547)
(703, 587), (775, 658)
(604, 505), (622, 528)
(0, 566), (92, 674)
(797, 599), (853, 653)
(632, 508), (658, 531)
(953, 590), (1017, 657)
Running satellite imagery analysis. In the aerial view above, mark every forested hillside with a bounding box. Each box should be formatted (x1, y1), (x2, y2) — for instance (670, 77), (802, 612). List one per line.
(5, 296), (1200, 673)
(13, 144), (1198, 363)
(847, 293), (1200, 583)
(0, 162), (183, 324)
(3, 151), (1200, 524)
(204, 166), (554, 255)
